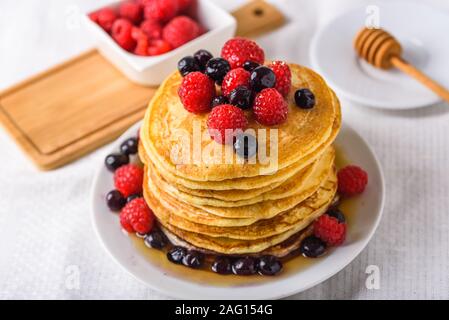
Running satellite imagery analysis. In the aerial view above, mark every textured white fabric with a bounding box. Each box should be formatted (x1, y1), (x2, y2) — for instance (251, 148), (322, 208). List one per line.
(1, 0), (449, 299)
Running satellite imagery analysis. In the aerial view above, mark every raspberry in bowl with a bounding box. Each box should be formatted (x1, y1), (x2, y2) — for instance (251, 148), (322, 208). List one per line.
(83, 0), (236, 85)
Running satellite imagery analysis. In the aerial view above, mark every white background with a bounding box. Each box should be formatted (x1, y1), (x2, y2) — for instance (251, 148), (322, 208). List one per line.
(1, 0), (449, 299)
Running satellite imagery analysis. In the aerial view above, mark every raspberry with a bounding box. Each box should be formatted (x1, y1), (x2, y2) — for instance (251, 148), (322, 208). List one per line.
(177, 0), (192, 12)
(268, 61), (291, 97)
(178, 72), (215, 113)
(207, 104), (248, 144)
(253, 88), (288, 126)
(88, 11), (99, 23)
(162, 16), (201, 49)
(148, 39), (172, 55)
(140, 19), (163, 40)
(221, 37), (265, 69)
(120, 198), (154, 234)
(119, 1), (143, 24)
(134, 36), (150, 56)
(144, 0), (179, 23)
(131, 26), (146, 41)
(112, 18), (137, 51)
(114, 164), (143, 197)
(96, 7), (117, 32)
(221, 68), (251, 96)
(337, 165), (368, 197)
(313, 214), (346, 246)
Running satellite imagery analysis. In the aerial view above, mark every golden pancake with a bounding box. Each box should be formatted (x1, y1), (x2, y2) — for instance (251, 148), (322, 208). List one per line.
(141, 64), (339, 182)
(144, 170), (336, 240)
(148, 147), (334, 208)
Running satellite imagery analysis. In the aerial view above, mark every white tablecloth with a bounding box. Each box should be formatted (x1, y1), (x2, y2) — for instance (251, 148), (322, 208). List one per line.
(1, 0), (449, 299)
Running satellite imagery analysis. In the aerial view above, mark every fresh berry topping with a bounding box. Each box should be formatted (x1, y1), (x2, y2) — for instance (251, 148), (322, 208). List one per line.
(205, 57), (231, 84)
(268, 61), (291, 97)
(300, 236), (327, 258)
(211, 257), (232, 274)
(207, 104), (248, 144)
(327, 208), (346, 223)
(126, 194), (141, 203)
(211, 95), (229, 108)
(162, 15), (200, 48)
(88, 11), (99, 23)
(234, 133), (257, 159)
(313, 214), (346, 246)
(120, 137), (138, 155)
(140, 19), (163, 40)
(257, 255), (283, 276)
(177, 0), (192, 11)
(106, 190), (126, 211)
(144, 0), (179, 23)
(229, 86), (253, 110)
(221, 37), (265, 69)
(253, 88), (288, 126)
(167, 246), (187, 264)
(114, 164), (143, 197)
(193, 49), (213, 70)
(144, 229), (168, 249)
(250, 66), (276, 92)
(177, 56), (201, 77)
(337, 165), (368, 197)
(182, 250), (204, 269)
(119, 198), (154, 234)
(221, 68), (251, 96)
(178, 72), (215, 113)
(134, 36), (150, 56)
(96, 7), (117, 32)
(112, 18), (136, 51)
(232, 257), (257, 275)
(242, 60), (260, 72)
(147, 39), (172, 55)
(119, 1), (143, 24)
(104, 153), (129, 172)
(294, 88), (315, 109)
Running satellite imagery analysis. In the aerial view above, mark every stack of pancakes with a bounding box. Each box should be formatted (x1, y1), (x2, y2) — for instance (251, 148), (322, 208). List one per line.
(139, 64), (342, 257)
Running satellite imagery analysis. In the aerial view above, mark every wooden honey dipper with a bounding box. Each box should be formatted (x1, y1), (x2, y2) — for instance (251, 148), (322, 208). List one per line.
(354, 27), (449, 103)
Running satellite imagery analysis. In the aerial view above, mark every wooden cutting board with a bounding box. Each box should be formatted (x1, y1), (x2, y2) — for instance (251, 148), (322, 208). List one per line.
(0, 0), (284, 170)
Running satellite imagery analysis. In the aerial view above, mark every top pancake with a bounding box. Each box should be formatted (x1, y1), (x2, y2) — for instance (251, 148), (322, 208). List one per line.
(141, 63), (339, 182)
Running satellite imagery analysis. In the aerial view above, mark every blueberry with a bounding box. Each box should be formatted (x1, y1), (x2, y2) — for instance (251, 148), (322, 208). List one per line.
(167, 246), (187, 264)
(105, 190), (126, 211)
(211, 95), (229, 108)
(211, 256), (232, 275)
(144, 230), (168, 250)
(234, 133), (257, 159)
(194, 49), (213, 70)
(178, 56), (201, 77)
(126, 194), (141, 203)
(232, 257), (257, 275)
(257, 255), (283, 276)
(294, 88), (315, 109)
(205, 58), (230, 84)
(229, 86), (253, 110)
(327, 208), (346, 223)
(243, 61), (260, 72)
(300, 236), (326, 258)
(250, 66), (276, 92)
(104, 153), (129, 172)
(182, 250), (204, 269)
(120, 137), (138, 155)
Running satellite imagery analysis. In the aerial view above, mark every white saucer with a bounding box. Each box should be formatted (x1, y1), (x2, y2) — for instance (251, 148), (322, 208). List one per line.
(90, 121), (384, 299)
(310, 1), (449, 109)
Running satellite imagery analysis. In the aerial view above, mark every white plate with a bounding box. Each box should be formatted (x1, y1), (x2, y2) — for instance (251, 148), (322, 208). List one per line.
(91, 121), (385, 300)
(310, 1), (449, 109)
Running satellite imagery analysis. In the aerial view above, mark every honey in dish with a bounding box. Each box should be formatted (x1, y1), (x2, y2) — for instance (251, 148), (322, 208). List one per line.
(130, 148), (359, 286)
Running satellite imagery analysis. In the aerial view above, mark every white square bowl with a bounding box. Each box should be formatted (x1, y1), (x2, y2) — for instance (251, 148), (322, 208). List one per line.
(83, 0), (237, 86)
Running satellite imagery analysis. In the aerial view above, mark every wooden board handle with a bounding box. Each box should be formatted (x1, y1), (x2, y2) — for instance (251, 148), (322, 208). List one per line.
(232, 0), (285, 38)
(391, 56), (449, 104)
